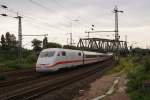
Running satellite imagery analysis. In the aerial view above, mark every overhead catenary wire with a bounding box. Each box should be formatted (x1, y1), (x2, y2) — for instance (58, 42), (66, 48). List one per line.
(29, 0), (72, 21)
(0, 7), (67, 46)
(1, 1), (90, 42)
(0, 3), (65, 49)
(0, 1), (92, 45)
(23, 16), (66, 32)
(53, 0), (92, 27)
(54, 0), (91, 29)
(29, 0), (90, 28)
(51, 0), (100, 39)
(0, 3), (67, 32)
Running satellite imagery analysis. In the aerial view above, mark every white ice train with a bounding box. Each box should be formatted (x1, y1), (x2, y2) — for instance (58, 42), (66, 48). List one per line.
(36, 48), (113, 72)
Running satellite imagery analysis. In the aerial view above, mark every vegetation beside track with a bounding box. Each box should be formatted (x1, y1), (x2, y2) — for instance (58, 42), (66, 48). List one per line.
(0, 32), (113, 72)
(1, 32), (150, 100)
(0, 49), (36, 71)
(127, 55), (150, 100)
(0, 32), (80, 72)
(108, 48), (150, 100)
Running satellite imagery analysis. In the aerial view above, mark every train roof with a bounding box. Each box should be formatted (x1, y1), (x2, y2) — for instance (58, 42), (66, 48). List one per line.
(41, 48), (111, 55)
(41, 48), (80, 52)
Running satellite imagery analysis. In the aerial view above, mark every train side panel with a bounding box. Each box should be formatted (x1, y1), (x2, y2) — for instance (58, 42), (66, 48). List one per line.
(48, 49), (83, 70)
(36, 48), (113, 72)
(83, 51), (100, 64)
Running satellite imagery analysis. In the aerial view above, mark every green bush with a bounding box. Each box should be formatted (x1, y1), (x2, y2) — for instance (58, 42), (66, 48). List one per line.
(108, 55), (150, 100)
(0, 49), (36, 71)
(26, 53), (37, 64)
(127, 55), (150, 100)
(107, 57), (135, 74)
(4, 60), (21, 69)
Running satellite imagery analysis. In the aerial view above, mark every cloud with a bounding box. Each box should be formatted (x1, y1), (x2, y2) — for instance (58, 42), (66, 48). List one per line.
(0, 0), (150, 48)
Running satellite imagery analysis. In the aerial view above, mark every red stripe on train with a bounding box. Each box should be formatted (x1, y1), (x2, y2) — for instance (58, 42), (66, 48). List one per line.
(40, 58), (99, 68)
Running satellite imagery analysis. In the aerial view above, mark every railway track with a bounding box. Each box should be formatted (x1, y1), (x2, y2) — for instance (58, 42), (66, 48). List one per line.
(0, 68), (36, 82)
(0, 68), (42, 87)
(0, 68), (35, 77)
(0, 58), (115, 100)
(0, 74), (42, 87)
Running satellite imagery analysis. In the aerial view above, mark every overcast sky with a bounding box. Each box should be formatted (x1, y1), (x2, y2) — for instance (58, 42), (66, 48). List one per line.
(0, 0), (150, 49)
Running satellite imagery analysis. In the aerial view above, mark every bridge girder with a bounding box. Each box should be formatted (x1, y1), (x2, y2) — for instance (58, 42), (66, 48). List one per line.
(77, 38), (128, 54)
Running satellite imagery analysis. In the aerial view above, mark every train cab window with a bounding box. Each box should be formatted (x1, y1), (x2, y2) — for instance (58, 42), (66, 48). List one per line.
(48, 51), (55, 57)
(40, 51), (55, 58)
(78, 52), (81, 56)
(62, 51), (66, 56)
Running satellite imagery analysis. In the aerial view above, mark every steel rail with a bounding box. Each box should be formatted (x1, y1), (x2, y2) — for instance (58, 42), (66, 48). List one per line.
(0, 58), (115, 100)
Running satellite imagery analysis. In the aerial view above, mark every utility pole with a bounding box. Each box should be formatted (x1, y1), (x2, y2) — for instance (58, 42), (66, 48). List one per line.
(1, 5), (23, 65)
(113, 6), (123, 60)
(125, 35), (127, 43)
(66, 38), (69, 45)
(69, 33), (72, 46)
(113, 6), (123, 41)
(69, 19), (79, 46)
(14, 15), (23, 65)
(87, 32), (90, 39)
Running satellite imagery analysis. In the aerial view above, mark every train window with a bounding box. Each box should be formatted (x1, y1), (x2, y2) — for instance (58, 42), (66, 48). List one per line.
(48, 51), (55, 57)
(39, 51), (55, 58)
(62, 51), (66, 56)
(78, 52), (81, 56)
(57, 53), (60, 56)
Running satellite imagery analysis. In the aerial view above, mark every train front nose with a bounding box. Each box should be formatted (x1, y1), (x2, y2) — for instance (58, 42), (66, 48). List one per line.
(36, 58), (55, 72)
(36, 51), (56, 72)
(36, 63), (52, 72)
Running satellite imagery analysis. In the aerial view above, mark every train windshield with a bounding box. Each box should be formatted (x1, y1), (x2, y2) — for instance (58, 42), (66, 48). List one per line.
(39, 51), (55, 58)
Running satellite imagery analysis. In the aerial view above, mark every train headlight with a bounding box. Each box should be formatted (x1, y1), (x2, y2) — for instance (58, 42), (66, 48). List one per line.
(46, 64), (52, 67)
(36, 64), (41, 67)
(36, 64), (53, 68)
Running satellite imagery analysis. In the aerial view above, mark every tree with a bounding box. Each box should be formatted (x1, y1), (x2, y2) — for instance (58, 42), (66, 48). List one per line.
(1, 34), (6, 49)
(43, 37), (48, 48)
(45, 42), (62, 48)
(31, 39), (42, 54)
(63, 45), (78, 49)
(10, 34), (17, 48)
(5, 32), (11, 48)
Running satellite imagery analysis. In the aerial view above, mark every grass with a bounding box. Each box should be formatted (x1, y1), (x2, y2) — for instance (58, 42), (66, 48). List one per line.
(126, 55), (150, 100)
(0, 61), (35, 71)
(107, 57), (136, 75)
(0, 49), (36, 72)
(107, 55), (150, 100)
